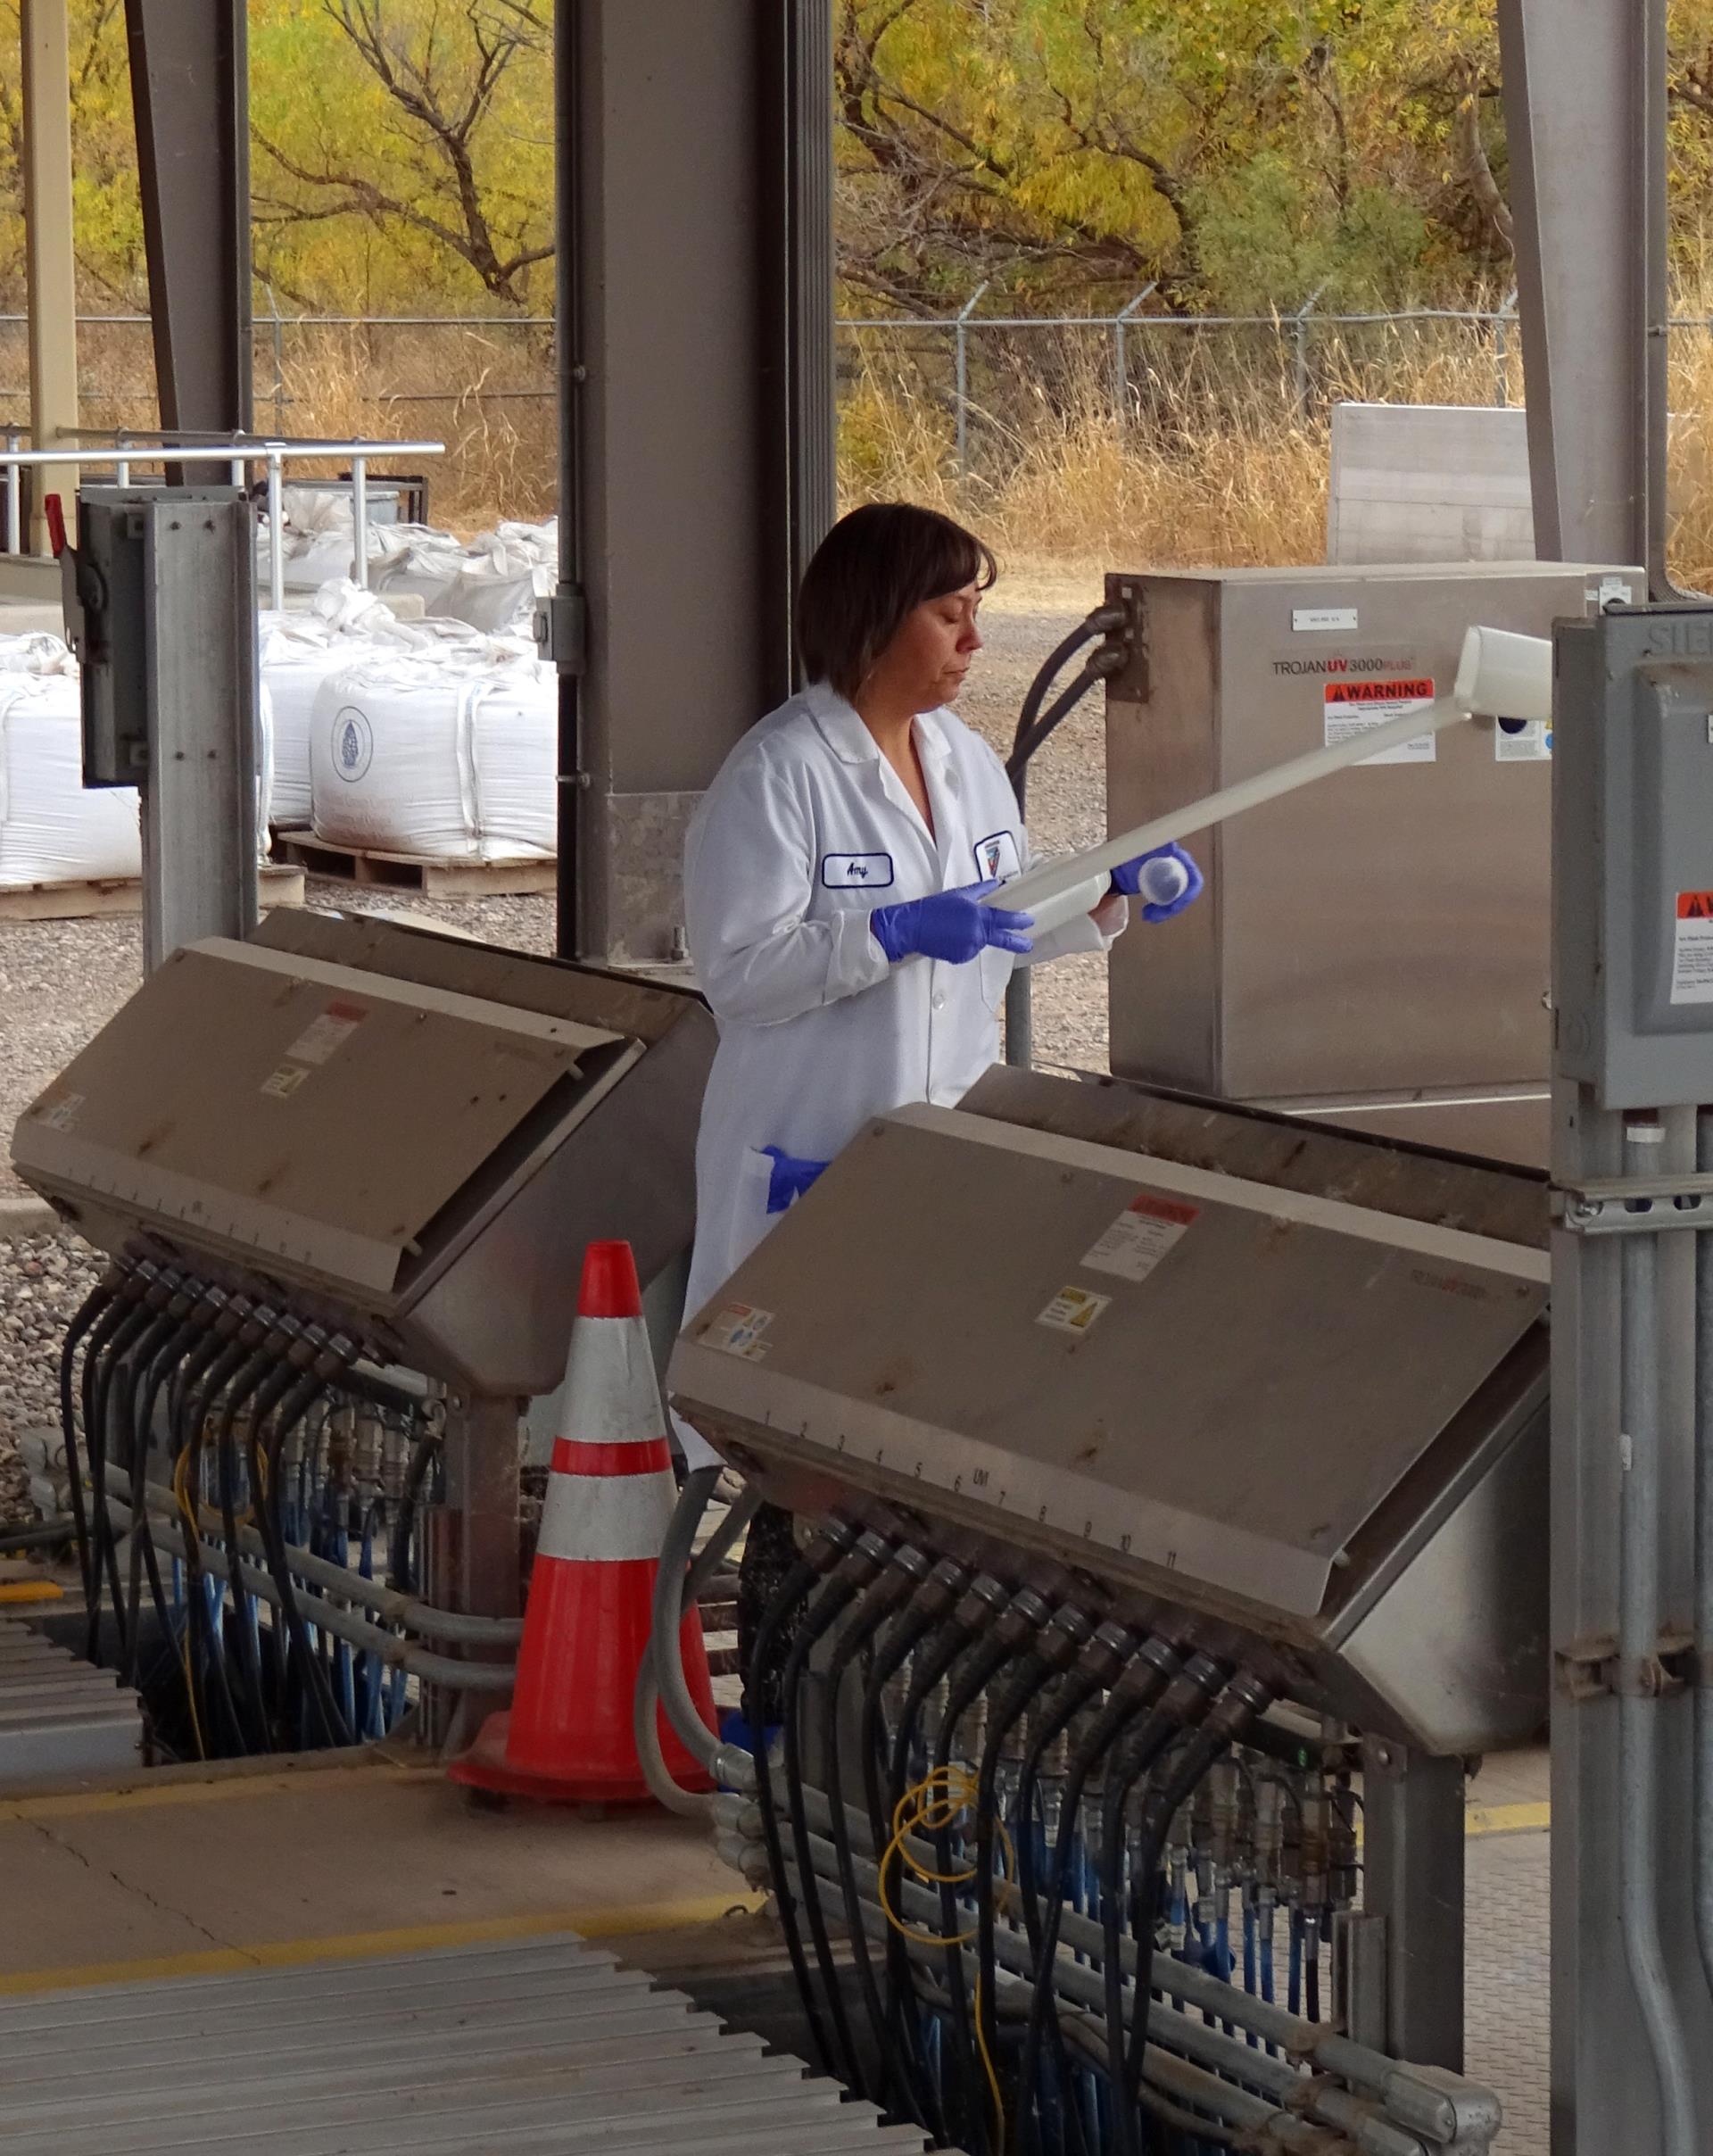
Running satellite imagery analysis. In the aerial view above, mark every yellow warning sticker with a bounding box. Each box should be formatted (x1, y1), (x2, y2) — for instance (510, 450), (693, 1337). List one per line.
(1036, 1284), (1111, 1336)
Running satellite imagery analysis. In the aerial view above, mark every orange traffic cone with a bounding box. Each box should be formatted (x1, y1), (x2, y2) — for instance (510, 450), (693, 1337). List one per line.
(450, 1240), (718, 1804)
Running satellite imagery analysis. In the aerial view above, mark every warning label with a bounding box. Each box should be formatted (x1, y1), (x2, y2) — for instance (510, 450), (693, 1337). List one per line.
(1672, 891), (1713, 1005)
(702, 1302), (774, 1361)
(1036, 1284), (1111, 1337)
(1323, 676), (1437, 766)
(285, 999), (368, 1068)
(1082, 1191), (1198, 1284)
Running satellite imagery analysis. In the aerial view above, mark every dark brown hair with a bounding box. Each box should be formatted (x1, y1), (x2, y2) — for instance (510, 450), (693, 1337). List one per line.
(795, 502), (997, 699)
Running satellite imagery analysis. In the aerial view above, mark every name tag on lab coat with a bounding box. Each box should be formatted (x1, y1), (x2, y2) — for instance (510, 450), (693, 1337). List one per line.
(820, 852), (894, 890)
(974, 830), (1022, 882)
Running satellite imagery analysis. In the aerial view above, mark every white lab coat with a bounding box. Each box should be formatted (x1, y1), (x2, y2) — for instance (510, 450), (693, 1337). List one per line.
(671, 681), (1121, 1464)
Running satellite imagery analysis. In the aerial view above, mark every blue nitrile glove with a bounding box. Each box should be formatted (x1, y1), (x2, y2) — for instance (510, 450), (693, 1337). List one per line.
(1111, 842), (1204, 923)
(761, 1147), (829, 1214)
(870, 878), (1034, 965)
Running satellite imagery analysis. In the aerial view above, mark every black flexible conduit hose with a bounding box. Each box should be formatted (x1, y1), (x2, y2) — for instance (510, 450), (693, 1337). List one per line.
(858, 1558), (968, 2142)
(173, 1318), (256, 1753)
(819, 1544), (931, 2119)
(1121, 1674), (1276, 2136)
(779, 1533), (894, 2096)
(121, 1309), (200, 1688)
(261, 1356), (358, 1749)
(742, 1522), (855, 2078)
(928, 1588), (1053, 2156)
(1011, 1628), (1140, 2156)
(1097, 1655), (1232, 2156)
(1005, 665), (1106, 789)
(78, 1281), (146, 1659)
(388, 1421), (441, 1595)
(1000, 602), (1127, 1068)
(210, 1336), (284, 1751)
(971, 1605), (1093, 2137)
(88, 1290), (170, 1663)
(58, 1274), (120, 1605)
(1014, 1635), (1185, 2156)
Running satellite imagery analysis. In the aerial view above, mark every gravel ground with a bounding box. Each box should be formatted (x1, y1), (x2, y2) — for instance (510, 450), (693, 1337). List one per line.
(0, 579), (1103, 1522)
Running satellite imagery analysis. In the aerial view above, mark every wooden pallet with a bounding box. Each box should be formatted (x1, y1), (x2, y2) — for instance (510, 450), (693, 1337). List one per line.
(0, 860), (304, 925)
(273, 828), (556, 899)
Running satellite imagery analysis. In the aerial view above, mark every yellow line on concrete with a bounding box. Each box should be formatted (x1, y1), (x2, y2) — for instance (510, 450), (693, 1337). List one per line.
(0, 1580), (62, 1604)
(1466, 1799), (1551, 1837)
(0, 1894), (766, 1998)
(0, 1761), (435, 1825)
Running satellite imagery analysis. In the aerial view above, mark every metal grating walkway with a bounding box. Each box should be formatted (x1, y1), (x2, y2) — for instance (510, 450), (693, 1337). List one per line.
(0, 1933), (947, 2155)
(0, 1616), (142, 1785)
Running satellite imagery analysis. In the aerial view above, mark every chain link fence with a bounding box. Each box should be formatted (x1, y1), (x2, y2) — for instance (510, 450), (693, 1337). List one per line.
(4, 301), (1712, 524)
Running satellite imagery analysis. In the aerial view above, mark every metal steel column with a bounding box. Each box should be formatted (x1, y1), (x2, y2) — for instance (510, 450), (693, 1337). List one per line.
(1496, 0), (1666, 585)
(123, 0), (252, 452)
(20, 0), (79, 551)
(559, 0), (835, 965)
(766, 0), (840, 689)
(137, 491), (259, 967)
(434, 1392), (522, 1749)
(1360, 1738), (1467, 2071)
(1548, 612), (1713, 2153)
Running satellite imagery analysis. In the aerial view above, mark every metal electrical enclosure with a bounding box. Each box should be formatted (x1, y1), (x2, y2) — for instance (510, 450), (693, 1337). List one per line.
(1554, 604), (1713, 1107)
(1105, 561), (1640, 1165)
(11, 911), (716, 1397)
(671, 1066), (1552, 1757)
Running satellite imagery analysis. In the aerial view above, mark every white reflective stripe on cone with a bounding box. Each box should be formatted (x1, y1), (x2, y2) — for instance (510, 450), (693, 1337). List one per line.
(536, 1464), (676, 1565)
(560, 1314), (667, 1447)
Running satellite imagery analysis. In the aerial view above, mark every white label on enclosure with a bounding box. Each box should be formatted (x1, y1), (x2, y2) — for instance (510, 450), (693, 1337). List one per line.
(1293, 607), (1358, 634)
(1672, 892), (1713, 1005)
(1495, 719), (1553, 763)
(1323, 676), (1437, 765)
(285, 1000), (368, 1067)
(36, 1091), (84, 1133)
(1081, 1191), (1199, 1283)
(702, 1302), (774, 1360)
(260, 1065), (310, 1100)
(1036, 1284), (1111, 1336)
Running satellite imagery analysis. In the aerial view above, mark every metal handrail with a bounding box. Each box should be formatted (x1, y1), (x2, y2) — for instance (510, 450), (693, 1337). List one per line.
(0, 431), (447, 609)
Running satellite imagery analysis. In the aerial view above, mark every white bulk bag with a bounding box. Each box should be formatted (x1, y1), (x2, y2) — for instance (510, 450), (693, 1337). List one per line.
(261, 617), (378, 829)
(0, 674), (141, 886)
(369, 527), (468, 613)
(309, 653), (556, 861)
(0, 632), (76, 676)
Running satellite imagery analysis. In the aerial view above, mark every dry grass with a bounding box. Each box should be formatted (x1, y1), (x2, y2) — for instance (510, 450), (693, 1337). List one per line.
(4, 304), (1713, 578)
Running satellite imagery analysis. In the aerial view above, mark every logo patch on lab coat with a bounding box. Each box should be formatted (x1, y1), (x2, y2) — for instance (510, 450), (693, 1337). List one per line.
(975, 830), (1022, 883)
(820, 852), (894, 890)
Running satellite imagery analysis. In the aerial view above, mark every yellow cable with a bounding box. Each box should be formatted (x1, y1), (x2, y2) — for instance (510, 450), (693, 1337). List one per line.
(877, 1763), (1012, 2149)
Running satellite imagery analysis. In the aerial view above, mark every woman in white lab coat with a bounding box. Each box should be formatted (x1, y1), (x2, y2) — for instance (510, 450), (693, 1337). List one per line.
(675, 504), (1200, 1458)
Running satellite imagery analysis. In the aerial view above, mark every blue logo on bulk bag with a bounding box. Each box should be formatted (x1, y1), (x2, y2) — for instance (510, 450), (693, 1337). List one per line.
(334, 707), (373, 782)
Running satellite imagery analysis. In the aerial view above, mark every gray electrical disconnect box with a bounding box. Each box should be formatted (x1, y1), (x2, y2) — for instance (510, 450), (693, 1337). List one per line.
(62, 493), (153, 787)
(1554, 603), (1713, 1108)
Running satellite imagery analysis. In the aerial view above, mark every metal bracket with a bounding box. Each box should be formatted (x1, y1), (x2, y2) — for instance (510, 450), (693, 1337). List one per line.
(1555, 1628), (1693, 1699)
(1104, 574), (1150, 701)
(533, 584), (588, 673)
(1554, 1172), (1713, 1235)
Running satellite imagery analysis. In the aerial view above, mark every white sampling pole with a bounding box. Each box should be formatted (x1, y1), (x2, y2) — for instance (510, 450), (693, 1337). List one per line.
(989, 622), (1552, 933)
